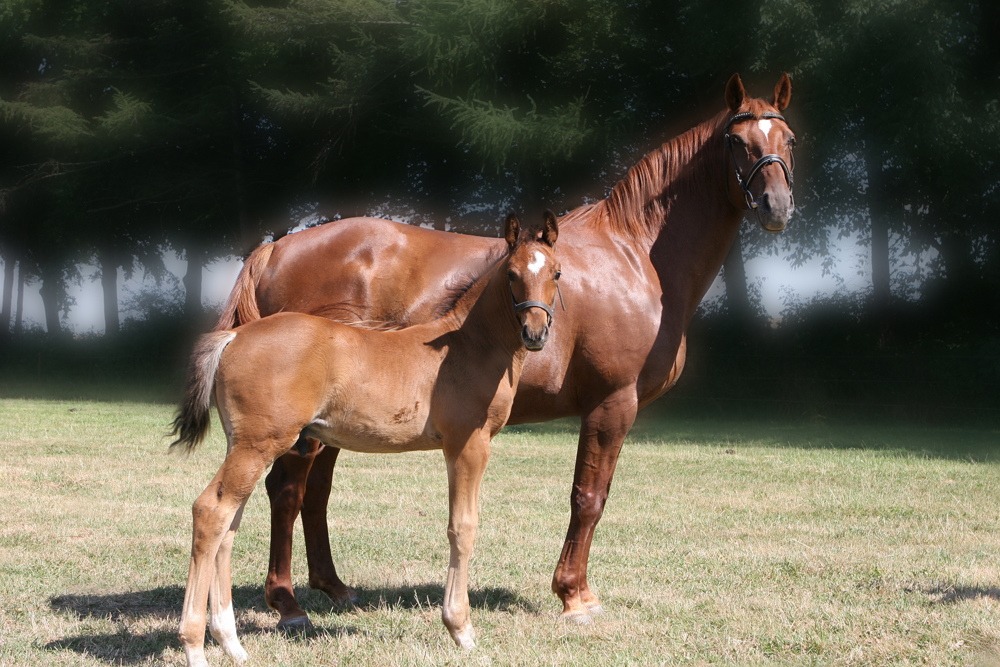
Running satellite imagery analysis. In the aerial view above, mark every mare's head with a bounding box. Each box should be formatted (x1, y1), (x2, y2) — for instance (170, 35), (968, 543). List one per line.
(504, 210), (561, 351)
(723, 72), (796, 232)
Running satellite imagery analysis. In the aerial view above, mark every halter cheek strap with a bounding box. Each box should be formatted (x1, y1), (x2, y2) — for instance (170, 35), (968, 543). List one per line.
(724, 111), (795, 224)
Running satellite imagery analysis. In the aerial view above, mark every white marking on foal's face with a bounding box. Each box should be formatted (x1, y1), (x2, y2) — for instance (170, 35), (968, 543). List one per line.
(527, 251), (546, 275)
(758, 119), (772, 140)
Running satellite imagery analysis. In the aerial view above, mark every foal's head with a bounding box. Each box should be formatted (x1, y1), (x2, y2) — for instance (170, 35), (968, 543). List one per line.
(504, 210), (561, 351)
(723, 72), (796, 232)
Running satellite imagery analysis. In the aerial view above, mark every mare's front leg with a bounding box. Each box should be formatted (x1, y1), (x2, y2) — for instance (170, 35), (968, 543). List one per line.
(552, 391), (638, 622)
(442, 431), (491, 650)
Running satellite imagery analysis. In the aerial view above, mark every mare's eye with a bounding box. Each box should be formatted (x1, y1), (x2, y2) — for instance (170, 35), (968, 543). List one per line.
(730, 135), (743, 146)
(788, 137), (797, 148)
(554, 271), (561, 280)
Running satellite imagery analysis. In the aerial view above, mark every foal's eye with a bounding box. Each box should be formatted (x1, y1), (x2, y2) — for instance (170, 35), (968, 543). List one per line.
(507, 271), (516, 282)
(554, 271), (561, 281)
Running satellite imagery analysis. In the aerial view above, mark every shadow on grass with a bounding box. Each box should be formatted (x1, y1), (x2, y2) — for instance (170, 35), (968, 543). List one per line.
(914, 583), (1000, 604)
(46, 582), (532, 664)
(301, 582), (540, 616)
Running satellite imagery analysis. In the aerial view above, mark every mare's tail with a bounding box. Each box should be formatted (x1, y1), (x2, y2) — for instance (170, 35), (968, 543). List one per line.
(213, 243), (275, 331)
(169, 330), (238, 453)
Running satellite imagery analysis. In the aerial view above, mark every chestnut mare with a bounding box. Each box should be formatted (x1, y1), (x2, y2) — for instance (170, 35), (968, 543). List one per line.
(215, 73), (797, 626)
(171, 212), (561, 666)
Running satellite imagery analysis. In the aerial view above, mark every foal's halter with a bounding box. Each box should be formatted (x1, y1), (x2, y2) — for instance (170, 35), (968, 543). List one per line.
(724, 111), (794, 225)
(511, 279), (565, 326)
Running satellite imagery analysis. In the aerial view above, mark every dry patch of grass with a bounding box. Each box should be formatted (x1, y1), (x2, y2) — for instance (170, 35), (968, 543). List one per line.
(1, 397), (998, 665)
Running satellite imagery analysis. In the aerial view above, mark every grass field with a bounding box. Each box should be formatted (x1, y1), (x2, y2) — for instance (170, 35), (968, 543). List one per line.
(0, 394), (998, 665)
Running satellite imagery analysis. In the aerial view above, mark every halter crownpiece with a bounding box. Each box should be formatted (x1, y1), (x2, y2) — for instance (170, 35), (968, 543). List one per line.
(724, 111), (794, 225)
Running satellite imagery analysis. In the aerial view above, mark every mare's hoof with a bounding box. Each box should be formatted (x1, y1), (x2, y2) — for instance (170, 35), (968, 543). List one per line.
(276, 614), (312, 632)
(316, 584), (358, 606)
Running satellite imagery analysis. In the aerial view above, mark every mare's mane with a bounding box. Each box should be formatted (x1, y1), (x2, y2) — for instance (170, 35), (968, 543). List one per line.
(561, 98), (776, 245)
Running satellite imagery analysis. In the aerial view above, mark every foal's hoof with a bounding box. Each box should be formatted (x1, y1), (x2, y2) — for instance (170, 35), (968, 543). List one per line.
(562, 610), (593, 625)
(450, 627), (477, 650)
(586, 603), (605, 616)
(276, 614), (313, 632)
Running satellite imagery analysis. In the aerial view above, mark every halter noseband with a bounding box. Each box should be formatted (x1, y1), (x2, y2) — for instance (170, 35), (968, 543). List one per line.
(511, 281), (565, 326)
(724, 111), (794, 225)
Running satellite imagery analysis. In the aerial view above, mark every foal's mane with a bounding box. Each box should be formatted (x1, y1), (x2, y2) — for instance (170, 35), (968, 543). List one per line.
(561, 98), (776, 246)
(433, 244), (509, 319)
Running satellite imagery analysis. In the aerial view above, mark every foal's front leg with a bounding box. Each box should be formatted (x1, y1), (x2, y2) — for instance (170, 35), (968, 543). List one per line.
(442, 431), (491, 650)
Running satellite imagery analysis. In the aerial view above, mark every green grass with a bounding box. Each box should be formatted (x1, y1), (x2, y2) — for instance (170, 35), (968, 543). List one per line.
(0, 397), (998, 665)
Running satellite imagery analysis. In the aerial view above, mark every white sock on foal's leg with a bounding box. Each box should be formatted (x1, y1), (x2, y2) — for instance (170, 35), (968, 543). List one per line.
(209, 601), (249, 664)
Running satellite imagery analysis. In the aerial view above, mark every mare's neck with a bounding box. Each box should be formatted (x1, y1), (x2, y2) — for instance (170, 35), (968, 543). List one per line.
(588, 109), (745, 326)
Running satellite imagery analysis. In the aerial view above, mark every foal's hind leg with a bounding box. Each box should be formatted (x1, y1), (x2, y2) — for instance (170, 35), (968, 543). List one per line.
(179, 443), (284, 667)
(208, 502), (249, 663)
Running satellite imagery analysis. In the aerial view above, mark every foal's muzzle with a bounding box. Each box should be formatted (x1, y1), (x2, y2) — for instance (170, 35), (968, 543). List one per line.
(521, 323), (549, 351)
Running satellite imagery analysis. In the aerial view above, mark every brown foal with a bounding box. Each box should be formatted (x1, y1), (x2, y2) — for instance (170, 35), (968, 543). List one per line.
(216, 73), (797, 626)
(171, 212), (561, 666)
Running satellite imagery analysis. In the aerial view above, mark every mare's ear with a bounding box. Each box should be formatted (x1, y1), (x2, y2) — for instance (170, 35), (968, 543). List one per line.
(773, 72), (791, 111)
(725, 73), (745, 111)
(541, 209), (559, 246)
(504, 212), (520, 249)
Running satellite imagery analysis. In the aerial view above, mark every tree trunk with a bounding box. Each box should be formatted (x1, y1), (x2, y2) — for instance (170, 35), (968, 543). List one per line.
(723, 232), (752, 320)
(865, 149), (892, 316)
(0, 252), (14, 338)
(183, 245), (204, 319)
(231, 87), (257, 257)
(38, 268), (63, 336)
(13, 263), (25, 336)
(99, 246), (120, 336)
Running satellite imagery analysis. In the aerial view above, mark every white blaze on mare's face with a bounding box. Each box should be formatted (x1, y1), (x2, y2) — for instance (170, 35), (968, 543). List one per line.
(527, 250), (546, 275)
(758, 119), (772, 140)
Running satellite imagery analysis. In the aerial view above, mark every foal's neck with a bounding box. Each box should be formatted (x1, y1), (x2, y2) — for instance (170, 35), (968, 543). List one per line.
(437, 258), (525, 357)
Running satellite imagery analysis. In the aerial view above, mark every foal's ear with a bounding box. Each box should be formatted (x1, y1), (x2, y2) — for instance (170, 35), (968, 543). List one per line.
(773, 72), (791, 111)
(504, 212), (521, 249)
(541, 209), (558, 246)
(725, 73), (745, 111)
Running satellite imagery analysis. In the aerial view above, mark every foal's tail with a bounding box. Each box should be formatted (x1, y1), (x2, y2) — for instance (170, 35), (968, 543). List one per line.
(213, 242), (275, 331)
(169, 330), (237, 453)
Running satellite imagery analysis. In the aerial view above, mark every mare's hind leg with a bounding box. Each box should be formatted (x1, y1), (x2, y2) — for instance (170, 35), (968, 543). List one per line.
(302, 445), (356, 603)
(441, 431), (491, 650)
(264, 441), (320, 629)
(208, 502), (249, 663)
(551, 394), (637, 622)
(179, 441), (288, 667)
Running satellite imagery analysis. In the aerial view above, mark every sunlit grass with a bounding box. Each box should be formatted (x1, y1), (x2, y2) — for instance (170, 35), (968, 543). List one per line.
(1, 397), (998, 665)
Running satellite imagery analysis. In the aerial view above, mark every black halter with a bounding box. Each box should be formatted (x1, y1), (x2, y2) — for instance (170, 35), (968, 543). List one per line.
(511, 281), (565, 326)
(724, 111), (794, 226)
